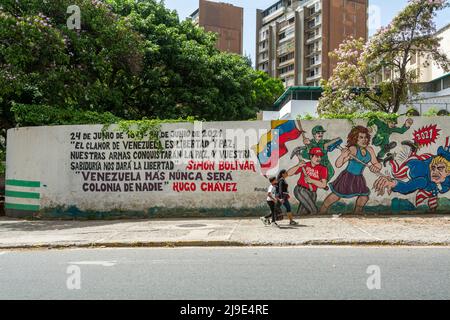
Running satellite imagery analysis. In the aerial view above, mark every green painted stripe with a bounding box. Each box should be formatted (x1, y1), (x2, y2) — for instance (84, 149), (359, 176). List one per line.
(5, 190), (40, 199)
(5, 203), (40, 211)
(6, 180), (41, 188)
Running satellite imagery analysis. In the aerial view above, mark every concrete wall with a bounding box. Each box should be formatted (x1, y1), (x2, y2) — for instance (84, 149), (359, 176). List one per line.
(279, 100), (319, 119)
(5, 117), (450, 219)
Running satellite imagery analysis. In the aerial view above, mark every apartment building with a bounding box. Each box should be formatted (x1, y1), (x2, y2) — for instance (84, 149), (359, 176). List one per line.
(410, 23), (450, 85)
(408, 23), (450, 114)
(379, 23), (450, 114)
(256, 0), (368, 88)
(189, 0), (243, 55)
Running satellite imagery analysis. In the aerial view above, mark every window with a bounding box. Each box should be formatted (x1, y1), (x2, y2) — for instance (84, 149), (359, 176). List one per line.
(309, 67), (319, 77)
(262, 1), (283, 18)
(278, 40), (294, 55)
(279, 64), (295, 75)
(259, 62), (269, 71)
(312, 91), (322, 99)
(309, 54), (321, 66)
(279, 52), (294, 64)
(308, 29), (320, 40)
(444, 76), (450, 90)
(260, 29), (269, 41)
(279, 26), (294, 41)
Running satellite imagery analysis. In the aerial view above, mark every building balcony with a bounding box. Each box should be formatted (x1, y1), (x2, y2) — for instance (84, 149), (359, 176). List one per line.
(306, 60), (322, 69)
(262, 7), (285, 25)
(306, 34), (322, 44)
(305, 22), (321, 31)
(305, 49), (322, 58)
(279, 57), (295, 68)
(305, 9), (322, 20)
(259, 56), (270, 63)
(279, 69), (295, 77)
(277, 40), (295, 55)
(306, 74), (321, 82)
(279, 25), (295, 35)
(278, 20), (289, 31)
(258, 46), (269, 54)
(278, 18), (295, 32)
(279, 33), (295, 44)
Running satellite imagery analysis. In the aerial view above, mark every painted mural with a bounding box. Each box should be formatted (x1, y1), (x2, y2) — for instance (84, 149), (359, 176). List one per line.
(4, 118), (450, 219)
(253, 118), (450, 215)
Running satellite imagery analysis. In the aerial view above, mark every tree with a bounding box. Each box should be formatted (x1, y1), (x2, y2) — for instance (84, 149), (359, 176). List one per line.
(0, 0), (145, 127)
(1, 0), (283, 129)
(318, 0), (450, 115)
(252, 71), (285, 111)
(106, 0), (284, 121)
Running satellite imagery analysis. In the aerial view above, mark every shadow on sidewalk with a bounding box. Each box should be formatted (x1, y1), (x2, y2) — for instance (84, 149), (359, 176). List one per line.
(0, 218), (144, 232)
(296, 214), (450, 219)
(277, 224), (309, 230)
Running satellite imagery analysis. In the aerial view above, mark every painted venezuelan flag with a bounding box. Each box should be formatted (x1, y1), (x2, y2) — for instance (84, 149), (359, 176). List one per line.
(254, 120), (302, 176)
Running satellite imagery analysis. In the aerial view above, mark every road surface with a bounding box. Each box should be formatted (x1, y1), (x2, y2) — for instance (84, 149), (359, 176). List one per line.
(0, 247), (449, 300)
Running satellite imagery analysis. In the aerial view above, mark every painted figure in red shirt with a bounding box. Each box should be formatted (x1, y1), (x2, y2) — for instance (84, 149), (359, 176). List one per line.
(287, 148), (328, 215)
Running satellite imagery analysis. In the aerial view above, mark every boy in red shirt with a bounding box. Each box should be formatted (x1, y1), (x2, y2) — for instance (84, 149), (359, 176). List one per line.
(287, 148), (328, 215)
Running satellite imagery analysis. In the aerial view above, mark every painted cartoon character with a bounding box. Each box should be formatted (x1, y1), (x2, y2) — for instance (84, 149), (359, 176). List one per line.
(374, 146), (450, 212)
(287, 147), (328, 215)
(302, 125), (341, 181)
(320, 126), (382, 214)
(368, 118), (414, 162)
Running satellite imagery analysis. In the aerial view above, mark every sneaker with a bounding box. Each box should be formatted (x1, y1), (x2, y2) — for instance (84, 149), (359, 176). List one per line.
(260, 217), (268, 226)
(272, 222), (280, 228)
(384, 141), (397, 152)
(401, 140), (418, 154)
(383, 153), (395, 167)
(289, 220), (299, 226)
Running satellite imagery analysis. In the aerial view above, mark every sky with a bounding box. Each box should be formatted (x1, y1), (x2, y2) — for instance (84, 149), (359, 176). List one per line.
(164, 0), (450, 64)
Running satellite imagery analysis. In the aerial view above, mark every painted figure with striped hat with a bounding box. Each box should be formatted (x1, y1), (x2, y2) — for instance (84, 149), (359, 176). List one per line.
(374, 138), (450, 212)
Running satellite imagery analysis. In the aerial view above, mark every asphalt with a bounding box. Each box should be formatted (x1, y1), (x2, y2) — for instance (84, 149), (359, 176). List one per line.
(0, 215), (449, 248)
(0, 247), (449, 300)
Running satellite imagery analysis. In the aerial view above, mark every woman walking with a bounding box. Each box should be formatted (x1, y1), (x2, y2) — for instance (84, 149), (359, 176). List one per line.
(278, 170), (298, 225)
(320, 126), (382, 214)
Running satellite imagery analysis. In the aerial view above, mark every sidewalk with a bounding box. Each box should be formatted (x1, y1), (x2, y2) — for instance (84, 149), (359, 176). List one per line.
(0, 215), (449, 249)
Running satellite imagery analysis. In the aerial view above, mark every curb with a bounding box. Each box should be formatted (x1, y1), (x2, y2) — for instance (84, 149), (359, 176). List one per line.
(1, 240), (450, 250)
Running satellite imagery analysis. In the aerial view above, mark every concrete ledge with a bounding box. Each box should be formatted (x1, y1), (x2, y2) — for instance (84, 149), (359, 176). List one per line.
(1, 240), (450, 251)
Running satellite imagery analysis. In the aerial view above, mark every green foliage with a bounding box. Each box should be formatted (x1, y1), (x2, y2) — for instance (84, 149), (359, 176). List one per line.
(297, 112), (401, 125)
(252, 71), (285, 111)
(297, 113), (316, 121)
(297, 109), (447, 127)
(11, 103), (121, 127)
(423, 107), (439, 117)
(114, 117), (196, 142)
(406, 107), (420, 116)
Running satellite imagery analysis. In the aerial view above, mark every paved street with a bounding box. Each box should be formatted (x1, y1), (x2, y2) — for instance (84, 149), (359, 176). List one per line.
(0, 247), (449, 300)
